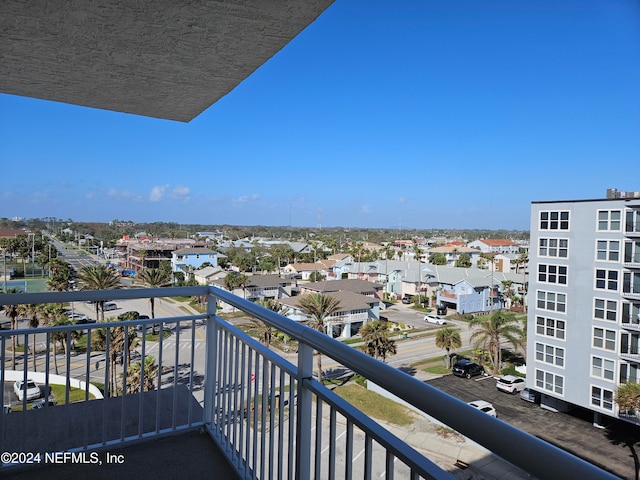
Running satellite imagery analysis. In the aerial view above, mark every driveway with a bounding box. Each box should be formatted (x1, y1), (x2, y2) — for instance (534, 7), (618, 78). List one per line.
(426, 374), (639, 480)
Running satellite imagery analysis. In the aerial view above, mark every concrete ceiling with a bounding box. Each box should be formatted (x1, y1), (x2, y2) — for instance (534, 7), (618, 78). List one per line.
(0, 1), (334, 122)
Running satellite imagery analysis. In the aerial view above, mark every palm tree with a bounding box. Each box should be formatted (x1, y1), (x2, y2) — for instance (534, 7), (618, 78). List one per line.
(2, 303), (20, 369)
(359, 320), (397, 362)
(435, 327), (462, 368)
(469, 310), (524, 373)
(126, 356), (159, 394)
(255, 299), (289, 349)
(138, 268), (171, 333)
(48, 314), (76, 375)
(16, 303), (42, 372)
(297, 293), (342, 381)
(615, 382), (640, 415)
(77, 264), (122, 321)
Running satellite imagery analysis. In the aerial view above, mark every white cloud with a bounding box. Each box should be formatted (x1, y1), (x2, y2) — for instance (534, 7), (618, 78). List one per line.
(149, 185), (169, 202)
(173, 185), (191, 197)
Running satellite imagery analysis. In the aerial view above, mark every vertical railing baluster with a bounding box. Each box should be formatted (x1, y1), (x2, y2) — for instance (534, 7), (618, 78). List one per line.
(314, 392), (323, 479)
(188, 317), (195, 426)
(296, 341), (314, 480)
(329, 406), (337, 480)
(172, 319), (180, 431)
(364, 434), (373, 480)
(345, 419), (354, 480)
(204, 298), (218, 437)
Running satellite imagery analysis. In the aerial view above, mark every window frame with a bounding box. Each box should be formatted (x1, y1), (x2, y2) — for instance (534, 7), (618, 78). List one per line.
(594, 298), (617, 322)
(591, 356), (615, 381)
(597, 210), (622, 232)
(593, 327), (616, 351)
(535, 316), (566, 340)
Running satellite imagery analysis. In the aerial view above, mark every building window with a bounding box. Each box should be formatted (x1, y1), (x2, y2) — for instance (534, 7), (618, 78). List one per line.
(593, 327), (616, 351)
(597, 210), (621, 231)
(538, 238), (569, 258)
(540, 211), (570, 231)
(538, 264), (568, 285)
(596, 240), (620, 262)
(535, 342), (565, 367)
(594, 298), (617, 322)
(595, 269), (619, 291)
(536, 316), (566, 340)
(536, 369), (564, 395)
(591, 356), (615, 381)
(591, 386), (614, 411)
(536, 290), (567, 313)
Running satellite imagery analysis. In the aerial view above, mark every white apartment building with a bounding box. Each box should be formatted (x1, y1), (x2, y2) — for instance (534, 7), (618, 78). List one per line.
(527, 193), (640, 426)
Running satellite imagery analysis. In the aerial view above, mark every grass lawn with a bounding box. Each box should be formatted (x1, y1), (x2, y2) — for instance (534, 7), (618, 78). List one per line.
(11, 384), (97, 411)
(333, 383), (415, 426)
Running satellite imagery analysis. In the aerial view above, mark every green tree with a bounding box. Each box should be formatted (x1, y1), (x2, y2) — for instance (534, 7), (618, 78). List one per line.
(17, 303), (42, 372)
(615, 382), (640, 415)
(46, 258), (74, 292)
(455, 252), (472, 268)
(77, 264), (122, 321)
(428, 253), (447, 265)
(308, 271), (326, 282)
(469, 310), (524, 373)
(2, 303), (20, 369)
(435, 327), (462, 368)
(126, 356), (159, 394)
(359, 320), (397, 362)
(255, 299), (289, 349)
(298, 293), (342, 381)
(138, 268), (171, 332)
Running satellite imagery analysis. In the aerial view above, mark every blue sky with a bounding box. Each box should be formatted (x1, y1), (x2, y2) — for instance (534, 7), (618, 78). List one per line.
(2, 0), (639, 230)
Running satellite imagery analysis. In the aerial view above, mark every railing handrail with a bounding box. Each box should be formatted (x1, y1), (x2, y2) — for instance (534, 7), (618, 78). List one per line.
(1, 286), (619, 479)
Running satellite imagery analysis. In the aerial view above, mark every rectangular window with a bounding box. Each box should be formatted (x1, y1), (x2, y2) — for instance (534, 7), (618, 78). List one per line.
(596, 240), (620, 262)
(591, 356), (615, 381)
(540, 211), (570, 231)
(594, 298), (617, 322)
(536, 316), (566, 339)
(593, 327), (616, 351)
(539, 238), (569, 258)
(536, 369), (564, 395)
(538, 264), (568, 285)
(591, 386), (614, 410)
(536, 290), (567, 313)
(595, 269), (619, 291)
(598, 210), (622, 231)
(536, 342), (565, 367)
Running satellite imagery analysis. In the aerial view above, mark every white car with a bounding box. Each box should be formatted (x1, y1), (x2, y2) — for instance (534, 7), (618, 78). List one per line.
(14, 379), (41, 402)
(496, 375), (526, 394)
(424, 314), (446, 325)
(467, 400), (497, 417)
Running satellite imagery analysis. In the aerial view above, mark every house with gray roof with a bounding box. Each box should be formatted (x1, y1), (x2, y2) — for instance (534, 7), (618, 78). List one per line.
(244, 274), (294, 301)
(279, 289), (380, 339)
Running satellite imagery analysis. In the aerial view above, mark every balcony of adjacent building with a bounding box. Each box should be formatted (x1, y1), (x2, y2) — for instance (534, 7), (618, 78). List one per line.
(0, 287), (617, 479)
(624, 210), (640, 238)
(623, 242), (640, 269)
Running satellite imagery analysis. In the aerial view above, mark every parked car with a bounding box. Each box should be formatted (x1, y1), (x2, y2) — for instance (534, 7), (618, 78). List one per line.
(401, 297), (412, 304)
(520, 388), (541, 404)
(452, 360), (485, 379)
(32, 399), (56, 409)
(14, 379), (41, 401)
(467, 400), (497, 417)
(436, 304), (447, 315)
(496, 375), (526, 394)
(74, 316), (97, 324)
(424, 314), (446, 325)
(103, 302), (118, 311)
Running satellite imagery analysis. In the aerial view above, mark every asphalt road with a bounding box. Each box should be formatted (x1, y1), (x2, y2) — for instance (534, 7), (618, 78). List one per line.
(426, 374), (639, 480)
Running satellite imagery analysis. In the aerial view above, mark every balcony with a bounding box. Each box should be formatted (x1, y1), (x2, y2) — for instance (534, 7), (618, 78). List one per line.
(0, 286), (617, 479)
(620, 346), (640, 362)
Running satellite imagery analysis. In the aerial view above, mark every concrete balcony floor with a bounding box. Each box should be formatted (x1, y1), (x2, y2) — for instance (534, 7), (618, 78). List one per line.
(4, 431), (239, 480)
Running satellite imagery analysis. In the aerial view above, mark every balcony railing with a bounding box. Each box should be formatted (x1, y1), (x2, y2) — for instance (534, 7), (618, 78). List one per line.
(0, 286), (617, 479)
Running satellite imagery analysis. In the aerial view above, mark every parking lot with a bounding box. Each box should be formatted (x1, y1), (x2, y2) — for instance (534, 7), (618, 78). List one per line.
(427, 374), (639, 480)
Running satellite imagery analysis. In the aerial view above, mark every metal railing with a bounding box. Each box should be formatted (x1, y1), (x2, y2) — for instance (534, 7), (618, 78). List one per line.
(1, 286), (618, 479)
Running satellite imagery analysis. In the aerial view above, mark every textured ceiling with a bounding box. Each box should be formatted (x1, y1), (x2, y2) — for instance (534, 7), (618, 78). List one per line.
(0, 1), (333, 122)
